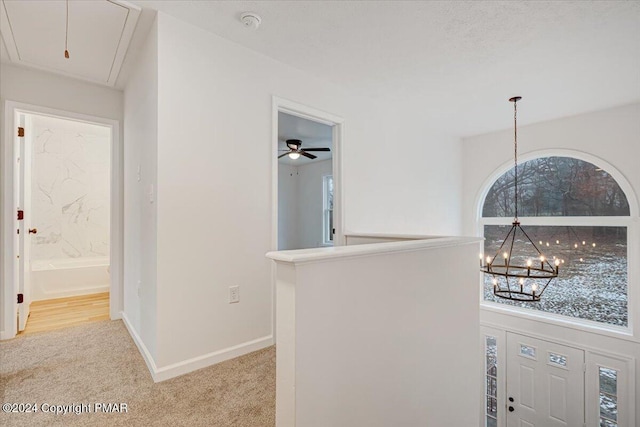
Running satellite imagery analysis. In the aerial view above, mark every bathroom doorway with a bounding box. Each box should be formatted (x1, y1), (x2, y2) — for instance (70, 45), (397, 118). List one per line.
(2, 103), (121, 338)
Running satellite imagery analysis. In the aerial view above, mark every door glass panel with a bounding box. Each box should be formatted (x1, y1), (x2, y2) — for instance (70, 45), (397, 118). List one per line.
(599, 394), (617, 421)
(599, 367), (618, 425)
(599, 367), (617, 395)
(520, 344), (536, 359)
(485, 336), (497, 427)
(549, 352), (567, 367)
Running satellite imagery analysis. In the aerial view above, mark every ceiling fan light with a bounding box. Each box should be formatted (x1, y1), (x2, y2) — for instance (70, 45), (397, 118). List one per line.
(288, 152), (301, 160)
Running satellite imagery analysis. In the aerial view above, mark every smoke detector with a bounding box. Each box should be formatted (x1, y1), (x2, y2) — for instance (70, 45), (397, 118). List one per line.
(240, 12), (261, 30)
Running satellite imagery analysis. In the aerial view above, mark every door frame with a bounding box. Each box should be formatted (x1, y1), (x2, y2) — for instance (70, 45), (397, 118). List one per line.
(270, 96), (344, 337)
(1, 101), (123, 339)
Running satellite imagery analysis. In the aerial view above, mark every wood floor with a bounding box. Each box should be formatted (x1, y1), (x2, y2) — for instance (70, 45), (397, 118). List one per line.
(20, 292), (110, 335)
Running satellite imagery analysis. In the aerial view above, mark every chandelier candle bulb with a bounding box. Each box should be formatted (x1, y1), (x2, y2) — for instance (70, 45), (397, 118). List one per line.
(479, 253), (484, 267)
(554, 258), (560, 273)
(526, 259), (532, 276)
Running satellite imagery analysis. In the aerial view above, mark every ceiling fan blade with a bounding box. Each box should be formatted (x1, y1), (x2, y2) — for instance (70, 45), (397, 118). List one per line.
(303, 148), (330, 152)
(278, 152), (290, 158)
(300, 151), (317, 159)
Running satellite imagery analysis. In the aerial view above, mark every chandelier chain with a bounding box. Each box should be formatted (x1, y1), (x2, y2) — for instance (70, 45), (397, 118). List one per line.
(514, 98), (518, 220)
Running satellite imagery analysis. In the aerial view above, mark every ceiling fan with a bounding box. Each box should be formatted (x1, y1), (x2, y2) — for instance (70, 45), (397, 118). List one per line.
(278, 139), (330, 160)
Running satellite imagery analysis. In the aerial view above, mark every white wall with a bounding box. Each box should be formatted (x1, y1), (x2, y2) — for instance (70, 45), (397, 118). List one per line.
(122, 17), (158, 362)
(278, 159), (332, 250)
(269, 237), (482, 426)
(278, 162), (298, 250)
(0, 63), (123, 335)
(150, 12), (382, 371)
(121, 11), (465, 376)
(461, 103), (640, 426)
(347, 105), (464, 235)
(297, 159), (332, 249)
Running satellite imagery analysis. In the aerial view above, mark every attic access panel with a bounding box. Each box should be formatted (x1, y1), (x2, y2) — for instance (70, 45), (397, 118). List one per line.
(0, 0), (140, 86)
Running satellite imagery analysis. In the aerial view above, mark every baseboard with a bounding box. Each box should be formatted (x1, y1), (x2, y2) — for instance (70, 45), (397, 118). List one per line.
(121, 312), (273, 383)
(120, 312), (159, 380)
(0, 329), (16, 340)
(32, 285), (110, 302)
(153, 334), (274, 382)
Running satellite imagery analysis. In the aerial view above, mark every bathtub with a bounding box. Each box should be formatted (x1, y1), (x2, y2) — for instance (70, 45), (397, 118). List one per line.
(30, 256), (110, 301)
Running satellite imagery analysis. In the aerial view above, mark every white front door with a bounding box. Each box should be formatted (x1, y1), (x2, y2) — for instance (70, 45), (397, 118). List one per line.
(506, 332), (585, 427)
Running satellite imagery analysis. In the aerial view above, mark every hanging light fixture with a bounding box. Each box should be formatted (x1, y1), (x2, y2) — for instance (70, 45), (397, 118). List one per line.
(64, 0), (70, 59)
(480, 97), (558, 302)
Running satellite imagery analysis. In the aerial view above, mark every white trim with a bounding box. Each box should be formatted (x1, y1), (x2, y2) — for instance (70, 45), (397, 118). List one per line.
(1, 101), (123, 339)
(479, 216), (633, 227)
(266, 236), (482, 264)
(153, 335), (274, 383)
(481, 304), (636, 343)
(122, 312), (273, 383)
(121, 312), (156, 380)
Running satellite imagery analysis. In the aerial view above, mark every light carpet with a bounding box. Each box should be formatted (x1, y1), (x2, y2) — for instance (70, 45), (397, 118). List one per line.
(0, 320), (275, 427)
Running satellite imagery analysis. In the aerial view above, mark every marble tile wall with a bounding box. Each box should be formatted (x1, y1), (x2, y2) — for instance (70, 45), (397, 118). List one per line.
(30, 115), (111, 262)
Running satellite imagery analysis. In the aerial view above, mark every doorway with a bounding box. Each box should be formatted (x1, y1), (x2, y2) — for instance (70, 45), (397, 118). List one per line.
(506, 332), (585, 426)
(272, 97), (343, 251)
(2, 102), (121, 339)
(277, 112), (334, 250)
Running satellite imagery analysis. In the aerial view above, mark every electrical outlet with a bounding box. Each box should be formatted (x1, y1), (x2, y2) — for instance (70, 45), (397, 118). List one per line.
(229, 286), (240, 304)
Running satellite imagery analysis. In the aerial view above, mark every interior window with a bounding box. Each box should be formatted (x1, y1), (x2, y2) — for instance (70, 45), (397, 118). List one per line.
(481, 157), (630, 327)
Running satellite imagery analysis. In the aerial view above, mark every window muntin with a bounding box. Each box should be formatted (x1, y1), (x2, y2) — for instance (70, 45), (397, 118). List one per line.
(483, 157), (629, 217)
(481, 156), (630, 327)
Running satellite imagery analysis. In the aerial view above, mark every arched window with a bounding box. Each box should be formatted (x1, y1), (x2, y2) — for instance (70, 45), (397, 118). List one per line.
(481, 156), (631, 327)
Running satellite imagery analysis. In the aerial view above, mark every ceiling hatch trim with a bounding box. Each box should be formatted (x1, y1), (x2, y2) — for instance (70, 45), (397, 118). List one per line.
(0, 0), (140, 87)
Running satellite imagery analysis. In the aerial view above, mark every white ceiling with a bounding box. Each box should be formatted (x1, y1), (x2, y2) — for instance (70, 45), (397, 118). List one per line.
(0, 0), (140, 86)
(278, 112), (332, 166)
(134, 0), (640, 136)
(2, 1), (638, 137)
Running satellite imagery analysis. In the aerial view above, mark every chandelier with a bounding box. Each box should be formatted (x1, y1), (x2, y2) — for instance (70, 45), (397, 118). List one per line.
(480, 97), (559, 302)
